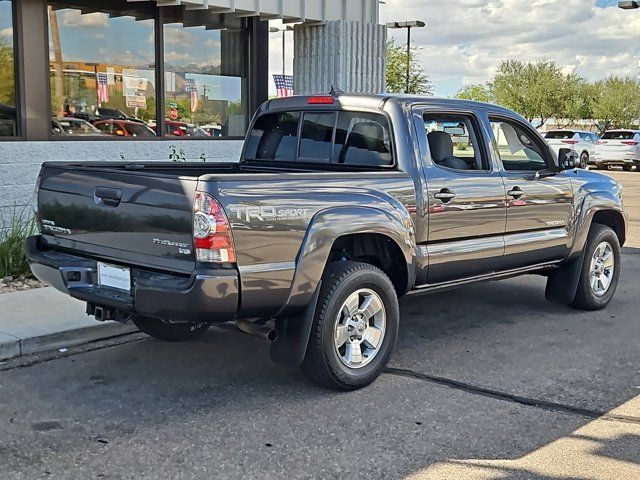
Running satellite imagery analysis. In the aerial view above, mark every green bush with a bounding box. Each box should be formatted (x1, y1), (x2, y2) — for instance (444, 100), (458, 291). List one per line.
(0, 206), (36, 279)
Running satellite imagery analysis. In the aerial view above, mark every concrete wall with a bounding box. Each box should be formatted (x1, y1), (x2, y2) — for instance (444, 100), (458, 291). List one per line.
(0, 140), (243, 229)
(294, 20), (386, 95)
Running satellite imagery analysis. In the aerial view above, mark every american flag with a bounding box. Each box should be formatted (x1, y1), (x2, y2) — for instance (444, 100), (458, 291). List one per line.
(273, 74), (294, 98)
(186, 79), (199, 113)
(97, 73), (109, 104)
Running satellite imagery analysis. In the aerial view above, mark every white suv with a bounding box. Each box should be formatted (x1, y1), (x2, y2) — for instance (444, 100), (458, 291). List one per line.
(594, 130), (640, 172)
(544, 130), (599, 169)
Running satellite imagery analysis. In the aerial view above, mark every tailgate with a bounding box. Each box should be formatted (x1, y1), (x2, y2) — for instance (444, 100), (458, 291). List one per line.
(597, 139), (635, 155)
(38, 165), (197, 273)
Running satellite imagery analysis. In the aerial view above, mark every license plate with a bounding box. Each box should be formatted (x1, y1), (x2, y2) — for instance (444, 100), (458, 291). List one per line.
(97, 262), (131, 292)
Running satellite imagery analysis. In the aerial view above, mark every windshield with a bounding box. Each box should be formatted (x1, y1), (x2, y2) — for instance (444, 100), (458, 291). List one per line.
(602, 131), (636, 140)
(545, 131), (575, 139)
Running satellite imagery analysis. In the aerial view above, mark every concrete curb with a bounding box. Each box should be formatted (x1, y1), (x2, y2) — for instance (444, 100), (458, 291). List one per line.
(0, 321), (138, 361)
(0, 287), (138, 361)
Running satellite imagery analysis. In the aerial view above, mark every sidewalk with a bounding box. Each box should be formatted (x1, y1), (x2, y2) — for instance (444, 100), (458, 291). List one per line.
(0, 287), (137, 361)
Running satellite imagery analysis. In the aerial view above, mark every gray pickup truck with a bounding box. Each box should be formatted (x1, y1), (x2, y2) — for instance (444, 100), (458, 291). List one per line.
(27, 94), (627, 390)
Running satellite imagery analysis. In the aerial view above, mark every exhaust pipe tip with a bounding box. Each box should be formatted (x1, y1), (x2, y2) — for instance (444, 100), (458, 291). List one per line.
(236, 320), (278, 343)
(266, 329), (278, 343)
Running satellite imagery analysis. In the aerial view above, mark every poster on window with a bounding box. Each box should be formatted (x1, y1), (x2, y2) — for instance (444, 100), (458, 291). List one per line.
(123, 75), (148, 109)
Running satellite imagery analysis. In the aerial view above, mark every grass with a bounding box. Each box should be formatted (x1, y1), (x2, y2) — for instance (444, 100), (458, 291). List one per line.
(0, 205), (36, 279)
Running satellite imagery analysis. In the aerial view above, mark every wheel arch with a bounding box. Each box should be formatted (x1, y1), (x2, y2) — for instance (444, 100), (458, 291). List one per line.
(278, 206), (416, 317)
(570, 191), (627, 258)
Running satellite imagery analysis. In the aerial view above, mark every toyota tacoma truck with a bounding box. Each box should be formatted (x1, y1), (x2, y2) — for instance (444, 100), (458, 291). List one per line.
(27, 94), (627, 390)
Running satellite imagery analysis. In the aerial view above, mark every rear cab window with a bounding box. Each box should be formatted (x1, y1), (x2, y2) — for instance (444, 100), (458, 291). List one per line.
(244, 109), (394, 168)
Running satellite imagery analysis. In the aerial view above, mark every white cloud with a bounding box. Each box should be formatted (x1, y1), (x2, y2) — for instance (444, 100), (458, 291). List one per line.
(0, 27), (13, 38)
(381, 0), (640, 95)
(163, 28), (195, 45)
(61, 11), (109, 28)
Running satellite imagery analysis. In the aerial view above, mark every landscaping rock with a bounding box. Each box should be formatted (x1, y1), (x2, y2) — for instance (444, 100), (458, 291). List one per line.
(0, 275), (45, 295)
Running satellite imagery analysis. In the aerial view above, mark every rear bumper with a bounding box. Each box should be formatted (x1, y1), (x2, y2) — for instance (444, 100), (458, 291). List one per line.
(26, 236), (239, 324)
(593, 154), (638, 166)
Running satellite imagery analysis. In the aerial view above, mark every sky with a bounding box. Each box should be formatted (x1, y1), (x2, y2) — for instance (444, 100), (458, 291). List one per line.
(267, 0), (640, 97)
(379, 0), (640, 96)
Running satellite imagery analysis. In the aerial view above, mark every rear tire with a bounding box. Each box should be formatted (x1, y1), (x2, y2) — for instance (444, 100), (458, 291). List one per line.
(623, 165), (632, 172)
(301, 261), (399, 391)
(570, 225), (621, 311)
(580, 152), (589, 169)
(132, 315), (209, 342)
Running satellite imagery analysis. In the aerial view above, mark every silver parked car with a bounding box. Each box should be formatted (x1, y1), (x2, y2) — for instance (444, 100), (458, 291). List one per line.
(594, 130), (640, 172)
(544, 130), (599, 169)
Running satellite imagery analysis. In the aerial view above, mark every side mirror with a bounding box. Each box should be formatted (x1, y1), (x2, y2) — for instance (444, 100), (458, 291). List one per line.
(558, 148), (579, 170)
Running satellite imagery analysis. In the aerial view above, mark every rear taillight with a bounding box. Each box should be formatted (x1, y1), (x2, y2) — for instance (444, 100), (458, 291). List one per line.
(32, 173), (41, 226)
(561, 140), (578, 144)
(597, 140), (607, 145)
(193, 191), (236, 263)
(622, 141), (638, 146)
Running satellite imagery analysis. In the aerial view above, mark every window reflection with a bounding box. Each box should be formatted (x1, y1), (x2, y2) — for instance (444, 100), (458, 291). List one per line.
(163, 11), (247, 137)
(48, 2), (157, 137)
(0, 0), (17, 137)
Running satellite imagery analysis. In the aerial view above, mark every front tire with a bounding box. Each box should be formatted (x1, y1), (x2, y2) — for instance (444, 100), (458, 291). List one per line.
(623, 164), (632, 172)
(132, 315), (210, 342)
(570, 225), (621, 311)
(301, 261), (399, 391)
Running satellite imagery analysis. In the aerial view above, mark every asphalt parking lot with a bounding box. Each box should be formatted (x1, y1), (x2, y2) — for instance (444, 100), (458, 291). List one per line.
(1, 170), (639, 479)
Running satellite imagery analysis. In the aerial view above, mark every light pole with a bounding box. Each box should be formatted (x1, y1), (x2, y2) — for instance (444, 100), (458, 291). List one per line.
(385, 20), (426, 94)
(269, 25), (294, 76)
(618, 2), (640, 127)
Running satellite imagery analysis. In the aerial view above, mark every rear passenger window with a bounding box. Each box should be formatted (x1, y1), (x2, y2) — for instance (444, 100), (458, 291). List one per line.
(244, 110), (394, 167)
(299, 112), (336, 161)
(334, 112), (393, 166)
(244, 112), (300, 161)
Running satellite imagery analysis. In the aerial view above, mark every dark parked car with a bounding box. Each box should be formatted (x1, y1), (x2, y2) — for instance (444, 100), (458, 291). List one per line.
(70, 107), (144, 125)
(0, 104), (17, 136)
(28, 94), (627, 390)
(93, 119), (155, 138)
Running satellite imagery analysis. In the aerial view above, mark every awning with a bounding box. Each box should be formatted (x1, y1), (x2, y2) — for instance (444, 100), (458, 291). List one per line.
(130, 0), (379, 24)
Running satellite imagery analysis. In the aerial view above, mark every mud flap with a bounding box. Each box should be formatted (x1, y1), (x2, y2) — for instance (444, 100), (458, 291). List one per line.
(270, 282), (322, 367)
(545, 249), (587, 304)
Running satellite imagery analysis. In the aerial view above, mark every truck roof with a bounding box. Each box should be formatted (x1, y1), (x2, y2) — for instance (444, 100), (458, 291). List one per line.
(262, 93), (512, 115)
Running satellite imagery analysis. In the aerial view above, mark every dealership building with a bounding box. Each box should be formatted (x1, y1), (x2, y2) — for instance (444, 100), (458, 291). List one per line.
(0, 0), (385, 220)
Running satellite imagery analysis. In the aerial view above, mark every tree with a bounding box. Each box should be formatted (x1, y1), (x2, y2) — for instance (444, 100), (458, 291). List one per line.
(455, 84), (493, 103)
(591, 76), (640, 133)
(385, 38), (432, 95)
(48, 7), (65, 118)
(489, 59), (579, 126)
(556, 80), (596, 128)
(0, 38), (15, 106)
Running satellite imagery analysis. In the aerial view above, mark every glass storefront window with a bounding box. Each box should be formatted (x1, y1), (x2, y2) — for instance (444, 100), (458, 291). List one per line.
(48, 3), (157, 137)
(0, 0), (17, 137)
(163, 11), (248, 138)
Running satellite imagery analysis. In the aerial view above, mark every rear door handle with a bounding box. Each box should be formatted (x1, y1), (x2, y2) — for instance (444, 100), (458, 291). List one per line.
(94, 187), (122, 207)
(434, 189), (456, 202)
(507, 186), (524, 199)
